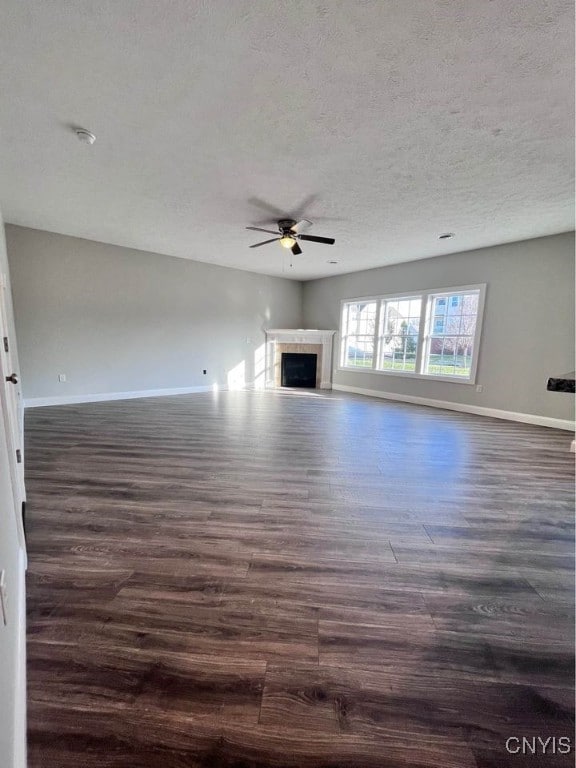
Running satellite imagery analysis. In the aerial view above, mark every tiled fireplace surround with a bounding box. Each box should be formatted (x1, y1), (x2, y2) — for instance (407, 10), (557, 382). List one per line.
(265, 329), (337, 390)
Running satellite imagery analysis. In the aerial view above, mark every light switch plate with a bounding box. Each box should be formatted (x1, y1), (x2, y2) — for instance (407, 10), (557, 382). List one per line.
(58, 373), (66, 382)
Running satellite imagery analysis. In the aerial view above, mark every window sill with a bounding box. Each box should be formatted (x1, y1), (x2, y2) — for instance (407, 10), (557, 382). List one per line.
(337, 366), (476, 385)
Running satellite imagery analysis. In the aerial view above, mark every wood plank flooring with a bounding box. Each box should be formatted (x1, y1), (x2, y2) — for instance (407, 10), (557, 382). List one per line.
(24, 390), (575, 767)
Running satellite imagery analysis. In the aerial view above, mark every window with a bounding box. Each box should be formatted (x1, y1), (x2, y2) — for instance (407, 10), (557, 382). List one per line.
(340, 300), (377, 368)
(339, 284), (485, 383)
(379, 297), (421, 373)
(423, 291), (480, 379)
(433, 317), (445, 334)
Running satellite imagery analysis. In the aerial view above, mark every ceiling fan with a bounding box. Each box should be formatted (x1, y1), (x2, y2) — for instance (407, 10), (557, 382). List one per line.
(246, 219), (335, 255)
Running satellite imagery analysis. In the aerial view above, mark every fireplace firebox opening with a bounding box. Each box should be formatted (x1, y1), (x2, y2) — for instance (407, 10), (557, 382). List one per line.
(281, 353), (318, 388)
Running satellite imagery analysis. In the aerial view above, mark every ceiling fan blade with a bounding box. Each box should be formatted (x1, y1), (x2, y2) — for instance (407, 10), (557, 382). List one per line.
(298, 234), (335, 245)
(291, 242), (303, 256)
(290, 219), (313, 233)
(247, 197), (287, 218)
(246, 226), (280, 235)
(290, 193), (319, 219)
(249, 238), (280, 248)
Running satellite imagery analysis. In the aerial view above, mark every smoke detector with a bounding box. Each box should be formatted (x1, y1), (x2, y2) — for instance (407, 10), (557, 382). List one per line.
(75, 129), (96, 145)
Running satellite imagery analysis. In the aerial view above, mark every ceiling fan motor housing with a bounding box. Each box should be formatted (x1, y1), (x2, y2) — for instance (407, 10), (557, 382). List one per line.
(278, 219), (297, 234)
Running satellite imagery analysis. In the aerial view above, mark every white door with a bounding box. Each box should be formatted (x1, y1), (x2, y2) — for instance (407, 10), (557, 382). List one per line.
(0, 272), (26, 550)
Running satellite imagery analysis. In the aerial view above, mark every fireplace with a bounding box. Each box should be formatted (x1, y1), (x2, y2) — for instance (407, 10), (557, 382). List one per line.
(265, 329), (337, 390)
(281, 353), (317, 388)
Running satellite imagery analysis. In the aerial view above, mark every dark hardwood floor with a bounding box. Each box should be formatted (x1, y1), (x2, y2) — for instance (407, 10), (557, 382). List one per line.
(24, 390), (575, 767)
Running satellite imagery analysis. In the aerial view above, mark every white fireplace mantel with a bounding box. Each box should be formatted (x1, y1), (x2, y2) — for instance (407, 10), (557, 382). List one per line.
(265, 329), (337, 390)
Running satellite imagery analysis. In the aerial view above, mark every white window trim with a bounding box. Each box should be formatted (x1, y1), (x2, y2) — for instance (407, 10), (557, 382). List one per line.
(338, 283), (486, 385)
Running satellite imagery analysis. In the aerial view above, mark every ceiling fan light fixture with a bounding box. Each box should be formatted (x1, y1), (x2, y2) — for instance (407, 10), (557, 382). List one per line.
(280, 235), (296, 249)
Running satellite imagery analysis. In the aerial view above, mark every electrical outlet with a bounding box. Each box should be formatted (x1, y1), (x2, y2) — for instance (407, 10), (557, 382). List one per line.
(0, 570), (7, 626)
(58, 373), (66, 382)
(476, 384), (483, 393)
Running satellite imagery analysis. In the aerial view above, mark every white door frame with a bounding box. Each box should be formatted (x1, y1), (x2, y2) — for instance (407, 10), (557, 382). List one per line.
(0, 272), (26, 554)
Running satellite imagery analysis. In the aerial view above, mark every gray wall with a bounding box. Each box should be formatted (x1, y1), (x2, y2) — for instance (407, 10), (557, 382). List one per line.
(6, 225), (302, 401)
(0, 209), (27, 768)
(303, 233), (575, 423)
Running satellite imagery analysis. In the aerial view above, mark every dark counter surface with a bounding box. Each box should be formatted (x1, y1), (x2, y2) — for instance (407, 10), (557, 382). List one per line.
(547, 371), (575, 393)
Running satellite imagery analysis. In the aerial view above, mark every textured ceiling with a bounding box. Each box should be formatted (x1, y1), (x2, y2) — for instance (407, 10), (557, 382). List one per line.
(0, 1), (573, 280)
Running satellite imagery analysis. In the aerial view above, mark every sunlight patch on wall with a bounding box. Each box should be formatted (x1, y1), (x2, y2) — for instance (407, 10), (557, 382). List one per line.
(254, 344), (266, 389)
(227, 361), (246, 390)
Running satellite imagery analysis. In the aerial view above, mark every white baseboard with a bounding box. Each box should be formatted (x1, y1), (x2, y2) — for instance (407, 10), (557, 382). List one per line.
(24, 382), (266, 408)
(332, 383), (575, 432)
(25, 384), (221, 408)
